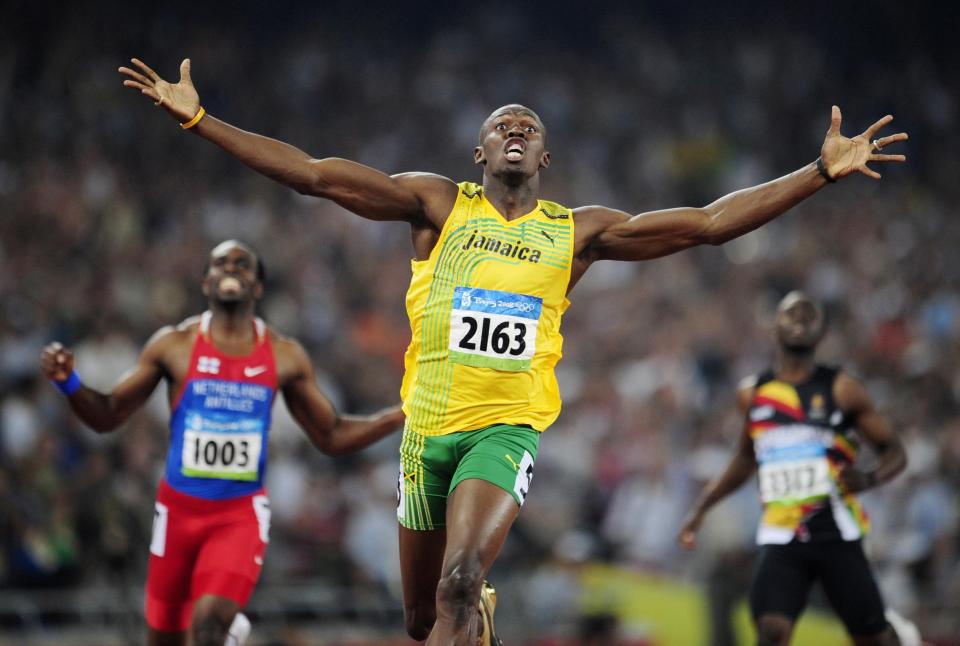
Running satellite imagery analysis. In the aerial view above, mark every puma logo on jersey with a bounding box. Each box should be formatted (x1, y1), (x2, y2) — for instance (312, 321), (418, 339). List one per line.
(244, 365), (268, 377)
(540, 230), (555, 245)
(197, 356), (221, 374)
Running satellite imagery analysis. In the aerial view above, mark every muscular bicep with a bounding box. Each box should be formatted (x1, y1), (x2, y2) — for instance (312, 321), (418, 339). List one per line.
(309, 161), (457, 225)
(577, 205), (713, 262)
(735, 382), (758, 461)
(834, 373), (897, 448)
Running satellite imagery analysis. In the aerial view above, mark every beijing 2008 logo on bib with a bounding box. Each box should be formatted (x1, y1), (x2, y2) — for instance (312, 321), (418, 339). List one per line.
(448, 287), (542, 372)
(756, 425), (832, 504)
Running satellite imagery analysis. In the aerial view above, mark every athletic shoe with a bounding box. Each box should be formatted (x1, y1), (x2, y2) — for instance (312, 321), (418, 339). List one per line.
(225, 612), (251, 646)
(477, 580), (503, 646)
(886, 608), (921, 646)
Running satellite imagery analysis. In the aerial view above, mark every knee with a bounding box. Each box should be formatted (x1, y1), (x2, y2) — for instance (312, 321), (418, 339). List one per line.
(435, 555), (484, 614)
(404, 602), (436, 641)
(756, 615), (793, 646)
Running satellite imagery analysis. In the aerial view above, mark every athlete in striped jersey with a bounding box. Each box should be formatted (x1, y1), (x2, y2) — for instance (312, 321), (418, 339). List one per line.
(119, 57), (908, 645)
(678, 292), (908, 645)
(41, 240), (404, 646)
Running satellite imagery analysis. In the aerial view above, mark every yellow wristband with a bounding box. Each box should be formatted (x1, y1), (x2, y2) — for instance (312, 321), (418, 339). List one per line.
(180, 107), (206, 130)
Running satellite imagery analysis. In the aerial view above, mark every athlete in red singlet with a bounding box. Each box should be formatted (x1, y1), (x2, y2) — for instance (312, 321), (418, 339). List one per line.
(40, 240), (404, 646)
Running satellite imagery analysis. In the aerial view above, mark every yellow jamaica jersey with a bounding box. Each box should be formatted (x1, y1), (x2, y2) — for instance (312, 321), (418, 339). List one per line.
(400, 182), (574, 436)
(748, 365), (870, 545)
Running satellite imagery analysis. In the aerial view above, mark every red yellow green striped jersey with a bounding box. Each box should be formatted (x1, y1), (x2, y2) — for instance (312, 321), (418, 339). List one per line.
(747, 365), (869, 544)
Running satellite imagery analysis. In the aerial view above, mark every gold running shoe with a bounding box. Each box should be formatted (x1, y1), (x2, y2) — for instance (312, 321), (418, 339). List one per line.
(477, 580), (503, 646)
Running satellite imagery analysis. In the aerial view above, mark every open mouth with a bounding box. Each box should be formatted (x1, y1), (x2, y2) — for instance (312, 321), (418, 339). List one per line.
(219, 276), (243, 294)
(790, 325), (809, 337)
(505, 138), (526, 162)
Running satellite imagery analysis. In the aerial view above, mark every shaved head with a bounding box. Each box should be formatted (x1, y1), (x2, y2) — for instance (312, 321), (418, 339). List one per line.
(205, 239), (266, 284)
(775, 290), (825, 352)
(777, 290), (821, 317)
(210, 239), (256, 260)
(478, 104), (546, 145)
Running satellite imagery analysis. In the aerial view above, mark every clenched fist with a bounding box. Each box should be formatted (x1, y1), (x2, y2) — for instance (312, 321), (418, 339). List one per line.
(40, 342), (74, 382)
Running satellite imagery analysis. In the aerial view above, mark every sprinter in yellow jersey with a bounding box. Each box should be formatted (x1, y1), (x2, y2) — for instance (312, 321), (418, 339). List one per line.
(678, 292), (908, 646)
(121, 57), (908, 646)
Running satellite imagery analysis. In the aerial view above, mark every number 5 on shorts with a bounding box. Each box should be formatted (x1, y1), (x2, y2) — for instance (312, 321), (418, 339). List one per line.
(513, 451), (535, 506)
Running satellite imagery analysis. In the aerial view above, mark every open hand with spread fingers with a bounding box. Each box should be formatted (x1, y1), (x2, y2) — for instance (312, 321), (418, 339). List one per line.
(119, 58), (200, 124)
(819, 105), (908, 181)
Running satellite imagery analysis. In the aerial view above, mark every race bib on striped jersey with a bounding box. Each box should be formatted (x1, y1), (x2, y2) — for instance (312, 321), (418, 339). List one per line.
(448, 287), (542, 372)
(756, 426), (832, 503)
(759, 456), (832, 503)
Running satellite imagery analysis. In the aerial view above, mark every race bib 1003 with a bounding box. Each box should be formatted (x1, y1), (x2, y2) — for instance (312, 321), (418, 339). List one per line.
(181, 413), (263, 481)
(448, 287), (542, 372)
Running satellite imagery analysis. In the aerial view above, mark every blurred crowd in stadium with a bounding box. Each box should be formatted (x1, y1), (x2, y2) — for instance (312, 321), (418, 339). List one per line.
(1, 2), (957, 644)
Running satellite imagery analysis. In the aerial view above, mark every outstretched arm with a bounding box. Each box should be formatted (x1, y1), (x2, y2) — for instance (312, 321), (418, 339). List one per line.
(280, 342), (404, 455)
(40, 332), (169, 433)
(833, 372), (907, 493)
(119, 58), (457, 224)
(580, 107), (908, 262)
(678, 384), (758, 549)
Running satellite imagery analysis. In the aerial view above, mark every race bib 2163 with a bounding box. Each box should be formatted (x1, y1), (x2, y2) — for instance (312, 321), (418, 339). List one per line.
(448, 287), (542, 372)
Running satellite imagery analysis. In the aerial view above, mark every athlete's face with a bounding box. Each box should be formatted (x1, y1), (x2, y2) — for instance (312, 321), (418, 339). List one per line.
(202, 241), (263, 305)
(775, 292), (824, 352)
(474, 105), (550, 183)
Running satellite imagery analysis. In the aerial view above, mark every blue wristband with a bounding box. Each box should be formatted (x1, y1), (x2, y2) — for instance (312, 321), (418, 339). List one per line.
(53, 370), (81, 396)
